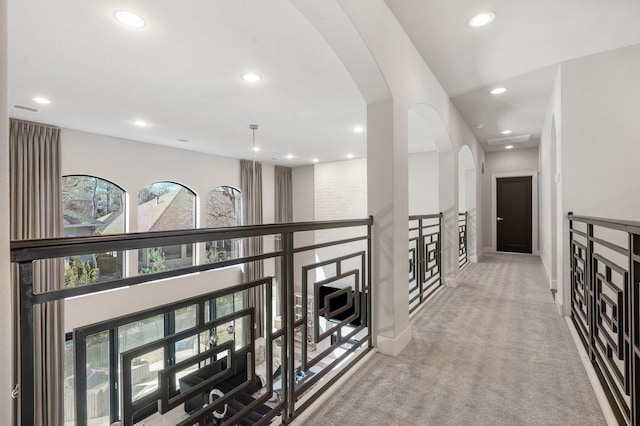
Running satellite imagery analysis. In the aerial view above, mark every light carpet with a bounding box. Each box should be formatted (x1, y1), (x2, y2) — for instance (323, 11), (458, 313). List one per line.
(302, 253), (606, 426)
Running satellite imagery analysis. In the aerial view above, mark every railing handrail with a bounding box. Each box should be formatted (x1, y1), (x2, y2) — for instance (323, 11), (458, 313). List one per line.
(10, 217), (374, 262)
(409, 212), (442, 221)
(568, 212), (640, 234)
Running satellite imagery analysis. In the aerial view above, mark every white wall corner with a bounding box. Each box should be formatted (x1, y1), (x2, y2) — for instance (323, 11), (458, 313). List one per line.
(376, 324), (412, 357)
(470, 255), (479, 263)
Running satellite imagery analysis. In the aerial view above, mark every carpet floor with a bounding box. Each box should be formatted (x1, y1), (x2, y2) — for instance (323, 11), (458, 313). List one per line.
(301, 253), (606, 426)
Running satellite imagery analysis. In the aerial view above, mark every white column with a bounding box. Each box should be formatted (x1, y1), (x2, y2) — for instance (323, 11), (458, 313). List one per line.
(367, 100), (411, 356)
(0, 0), (14, 423)
(439, 150), (459, 286)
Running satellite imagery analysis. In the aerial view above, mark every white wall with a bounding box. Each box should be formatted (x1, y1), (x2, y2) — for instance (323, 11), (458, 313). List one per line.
(539, 67), (562, 291)
(314, 158), (367, 220)
(408, 151), (438, 215)
(556, 44), (640, 315)
(60, 129), (278, 331)
(0, 1), (12, 422)
(482, 147), (539, 251)
(449, 102), (484, 262)
(292, 165), (315, 222)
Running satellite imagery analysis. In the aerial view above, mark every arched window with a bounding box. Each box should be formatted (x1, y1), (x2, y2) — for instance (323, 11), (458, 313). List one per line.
(138, 181), (196, 274)
(62, 175), (126, 286)
(205, 186), (242, 263)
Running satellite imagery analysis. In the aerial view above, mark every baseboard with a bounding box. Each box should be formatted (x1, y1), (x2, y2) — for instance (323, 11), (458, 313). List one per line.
(376, 324), (412, 357)
(443, 276), (458, 288)
(470, 255), (479, 263)
(555, 299), (562, 315)
(565, 318), (618, 426)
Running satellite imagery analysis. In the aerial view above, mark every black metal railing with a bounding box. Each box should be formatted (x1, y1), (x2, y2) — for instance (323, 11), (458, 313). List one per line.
(458, 212), (468, 268)
(11, 218), (373, 426)
(408, 214), (442, 314)
(568, 213), (640, 426)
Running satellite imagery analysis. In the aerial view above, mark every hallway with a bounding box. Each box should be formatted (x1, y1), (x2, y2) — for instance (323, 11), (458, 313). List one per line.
(301, 254), (606, 425)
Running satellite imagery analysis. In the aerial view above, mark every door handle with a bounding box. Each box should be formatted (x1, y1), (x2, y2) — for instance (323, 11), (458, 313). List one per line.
(497, 217), (504, 221)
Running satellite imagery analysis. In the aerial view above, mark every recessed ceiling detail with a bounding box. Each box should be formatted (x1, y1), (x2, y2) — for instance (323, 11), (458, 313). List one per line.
(32, 97), (51, 105)
(489, 87), (507, 95)
(467, 12), (496, 28)
(486, 134), (531, 146)
(242, 73), (261, 82)
(12, 104), (39, 113)
(114, 10), (146, 28)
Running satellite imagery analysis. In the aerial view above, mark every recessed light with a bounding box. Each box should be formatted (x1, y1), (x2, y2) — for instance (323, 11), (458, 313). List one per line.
(132, 119), (147, 127)
(252, 146), (260, 152)
(114, 10), (146, 28)
(468, 12), (496, 28)
(312, 158), (319, 163)
(242, 73), (261, 82)
(490, 87), (508, 95)
(285, 154), (294, 159)
(501, 130), (512, 135)
(353, 126), (365, 133)
(347, 154), (354, 159)
(505, 145), (514, 149)
(32, 97), (51, 105)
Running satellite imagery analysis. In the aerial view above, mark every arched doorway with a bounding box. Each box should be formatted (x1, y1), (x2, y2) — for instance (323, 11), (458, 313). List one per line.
(458, 146), (477, 264)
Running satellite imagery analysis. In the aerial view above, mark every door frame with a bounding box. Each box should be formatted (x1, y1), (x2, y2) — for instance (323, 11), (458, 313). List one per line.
(491, 171), (539, 255)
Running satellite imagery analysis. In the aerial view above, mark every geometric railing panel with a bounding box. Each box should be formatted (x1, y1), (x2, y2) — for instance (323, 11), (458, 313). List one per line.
(11, 217), (373, 426)
(409, 214), (442, 314)
(569, 213), (640, 426)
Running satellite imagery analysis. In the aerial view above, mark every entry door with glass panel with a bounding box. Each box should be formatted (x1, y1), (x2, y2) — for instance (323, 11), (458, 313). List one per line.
(496, 176), (532, 253)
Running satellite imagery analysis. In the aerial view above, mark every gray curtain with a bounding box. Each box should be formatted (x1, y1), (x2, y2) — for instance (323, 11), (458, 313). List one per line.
(240, 159), (264, 338)
(274, 166), (292, 315)
(274, 166), (292, 224)
(10, 119), (64, 426)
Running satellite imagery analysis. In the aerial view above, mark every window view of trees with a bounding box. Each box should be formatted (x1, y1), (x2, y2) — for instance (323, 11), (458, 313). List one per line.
(138, 181), (196, 274)
(205, 186), (242, 263)
(62, 175), (126, 287)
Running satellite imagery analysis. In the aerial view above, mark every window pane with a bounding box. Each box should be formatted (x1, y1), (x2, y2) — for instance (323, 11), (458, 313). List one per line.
(205, 186), (241, 263)
(62, 175), (126, 286)
(119, 316), (165, 404)
(63, 340), (75, 423)
(138, 182), (196, 274)
(86, 331), (110, 423)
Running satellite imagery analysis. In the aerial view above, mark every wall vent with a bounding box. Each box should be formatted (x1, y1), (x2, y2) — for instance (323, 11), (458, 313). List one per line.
(11, 104), (40, 113)
(486, 134), (531, 146)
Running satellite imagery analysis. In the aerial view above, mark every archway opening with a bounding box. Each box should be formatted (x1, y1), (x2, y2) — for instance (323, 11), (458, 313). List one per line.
(458, 146), (477, 263)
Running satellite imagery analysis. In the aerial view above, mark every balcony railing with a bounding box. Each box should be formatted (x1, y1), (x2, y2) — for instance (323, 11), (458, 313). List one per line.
(458, 212), (468, 268)
(408, 214), (442, 314)
(11, 218), (373, 425)
(568, 213), (640, 426)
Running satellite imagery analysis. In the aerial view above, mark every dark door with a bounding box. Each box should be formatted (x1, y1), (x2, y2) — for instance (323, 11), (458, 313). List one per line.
(497, 176), (532, 253)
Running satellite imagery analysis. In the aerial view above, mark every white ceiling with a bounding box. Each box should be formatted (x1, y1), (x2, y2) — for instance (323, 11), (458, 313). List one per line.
(8, 1), (640, 161)
(386, 0), (640, 152)
(8, 0), (367, 166)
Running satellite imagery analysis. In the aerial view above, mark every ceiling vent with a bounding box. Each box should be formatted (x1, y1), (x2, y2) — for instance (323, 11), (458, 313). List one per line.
(486, 134), (531, 146)
(11, 104), (39, 113)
